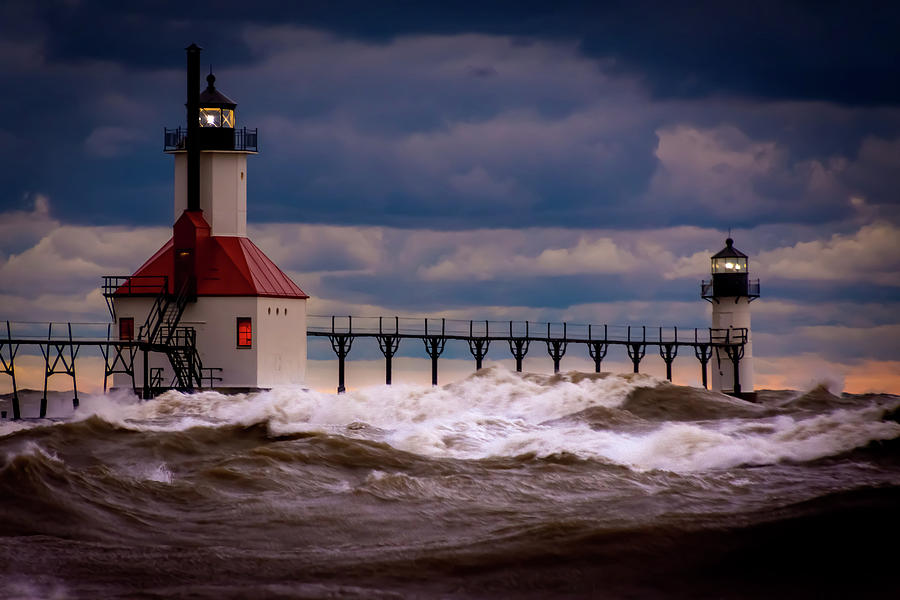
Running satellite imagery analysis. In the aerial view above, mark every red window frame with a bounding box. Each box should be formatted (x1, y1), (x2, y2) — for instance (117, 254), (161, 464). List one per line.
(237, 317), (252, 348)
(119, 317), (134, 341)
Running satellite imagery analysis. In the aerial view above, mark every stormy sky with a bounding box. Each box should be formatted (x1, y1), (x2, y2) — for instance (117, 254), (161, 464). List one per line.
(1, 0), (899, 392)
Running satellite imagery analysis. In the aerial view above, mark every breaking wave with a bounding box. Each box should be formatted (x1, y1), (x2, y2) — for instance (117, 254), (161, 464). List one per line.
(5, 366), (898, 473)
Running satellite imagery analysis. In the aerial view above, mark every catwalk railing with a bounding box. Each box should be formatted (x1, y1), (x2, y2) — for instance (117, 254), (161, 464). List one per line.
(307, 316), (749, 394)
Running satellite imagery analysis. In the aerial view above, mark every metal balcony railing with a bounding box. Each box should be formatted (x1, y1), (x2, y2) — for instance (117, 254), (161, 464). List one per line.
(700, 278), (760, 299)
(163, 127), (258, 152)
(102, 275), (169, 298)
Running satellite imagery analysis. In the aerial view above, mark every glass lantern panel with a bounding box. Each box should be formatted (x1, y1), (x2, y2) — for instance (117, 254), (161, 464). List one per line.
(220, 109), (234, 128)
(199, 108), (221, 127)
(712, 257), (748, 273)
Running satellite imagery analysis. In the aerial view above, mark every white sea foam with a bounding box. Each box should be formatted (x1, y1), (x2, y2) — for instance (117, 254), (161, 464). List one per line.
(146, 463), (174, 483)
(51, 366), (900, 473)
(0, 419), (38, 438)
(121, 462), (174, 484)
(3, 577), (69, 600)
(2, 440), (61, 466)
(591, 412), (900, 472)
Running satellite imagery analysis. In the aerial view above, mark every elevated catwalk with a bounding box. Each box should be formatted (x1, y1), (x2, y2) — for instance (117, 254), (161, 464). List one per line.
(307, 315), (747, 393)
(1, 315), (749, 418)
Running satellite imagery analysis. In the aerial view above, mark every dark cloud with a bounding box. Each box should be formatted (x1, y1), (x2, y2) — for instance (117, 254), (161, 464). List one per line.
(2, 0), (900, 231)
(17, 0), (900, 104)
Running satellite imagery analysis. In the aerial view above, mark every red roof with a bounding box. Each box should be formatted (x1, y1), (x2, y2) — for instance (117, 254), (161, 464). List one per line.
(125, 235), (308, 298)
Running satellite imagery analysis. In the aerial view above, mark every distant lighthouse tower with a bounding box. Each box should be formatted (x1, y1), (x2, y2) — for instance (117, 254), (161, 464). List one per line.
(701, 238), (760, 398)
(107, 45), (309, 395)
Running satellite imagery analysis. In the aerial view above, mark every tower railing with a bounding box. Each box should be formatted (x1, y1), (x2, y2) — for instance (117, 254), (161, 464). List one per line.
(163, 127), (258, 152)
(700, 278), (760, 299)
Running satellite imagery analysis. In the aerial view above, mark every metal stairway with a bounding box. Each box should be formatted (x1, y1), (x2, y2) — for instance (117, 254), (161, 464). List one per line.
(147, 280), (220, 393)
(105, 275), (220, 396)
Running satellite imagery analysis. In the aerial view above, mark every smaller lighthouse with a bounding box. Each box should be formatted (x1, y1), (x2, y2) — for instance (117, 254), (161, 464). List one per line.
(701, 238), (760, 398)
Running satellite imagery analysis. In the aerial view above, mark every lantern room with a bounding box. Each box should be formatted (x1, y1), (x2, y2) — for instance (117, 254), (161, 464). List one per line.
(198, 73), (236, 129)
(702, 238), (760, 300)
(193, 72), (240, 151)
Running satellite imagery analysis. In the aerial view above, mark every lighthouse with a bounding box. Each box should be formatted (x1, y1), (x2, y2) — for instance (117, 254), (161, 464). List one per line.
(107, 45), (308, 394)
(701, 238), (759, 398)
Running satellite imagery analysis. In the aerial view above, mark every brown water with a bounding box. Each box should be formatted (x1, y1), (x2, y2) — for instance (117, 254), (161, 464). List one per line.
(1, 367), (898, 598)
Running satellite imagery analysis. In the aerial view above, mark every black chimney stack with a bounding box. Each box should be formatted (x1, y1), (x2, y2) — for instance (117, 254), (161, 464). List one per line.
(185, 43), (201, 212)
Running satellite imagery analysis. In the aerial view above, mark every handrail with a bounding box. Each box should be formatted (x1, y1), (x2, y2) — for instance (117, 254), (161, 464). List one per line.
(306, 315), (748, 346)
(102, 275), (168, 297)
(163, 127), (258, 152)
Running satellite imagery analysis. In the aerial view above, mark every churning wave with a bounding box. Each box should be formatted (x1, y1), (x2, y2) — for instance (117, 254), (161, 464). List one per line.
(4, 366), (898, 473)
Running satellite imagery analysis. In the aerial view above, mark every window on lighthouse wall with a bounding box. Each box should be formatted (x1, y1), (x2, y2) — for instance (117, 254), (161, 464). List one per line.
(119, 317), (134, 341)
(236, 317), (252, 348)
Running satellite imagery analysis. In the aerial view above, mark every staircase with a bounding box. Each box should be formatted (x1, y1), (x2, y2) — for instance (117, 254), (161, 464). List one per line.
(159, 325), (215, 391)
(105, 275), (220, 396)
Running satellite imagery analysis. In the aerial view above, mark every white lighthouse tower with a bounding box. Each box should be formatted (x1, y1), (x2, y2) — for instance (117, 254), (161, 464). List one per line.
(701, 237), (759, 399)
(107, 45), (308, 395)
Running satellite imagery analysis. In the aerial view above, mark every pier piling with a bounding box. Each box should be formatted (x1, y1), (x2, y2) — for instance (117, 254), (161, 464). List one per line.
(587, 324), (608, 372)
(422, 319), (447, 385)
(693, 329), (713, 389)
(625, 326), (646, 373)
(467, 321), (490, 370)
(376, 317), (401, 385)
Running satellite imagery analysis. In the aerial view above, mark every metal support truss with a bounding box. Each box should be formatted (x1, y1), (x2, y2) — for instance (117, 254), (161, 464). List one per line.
(467, 320), (490, 370)
(1, 322), (20, 419)
(376, 316), (402, 385)
(724, 341), (745, 396)
(40, 323), (80, 417)
(545, 322), (567, 374)
(508, 320), (530, 372)
(587, 324), (608, 373)
(100, 324), (137, 394)
(658, 327), (679, 381)
(626, 326), (646, 374)
(422, 319), (446, 386)
(328, 334), (353, 394)
(693, 328), (713, 389)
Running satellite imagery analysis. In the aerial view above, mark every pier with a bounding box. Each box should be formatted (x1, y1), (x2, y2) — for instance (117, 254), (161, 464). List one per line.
(0, 315), (221, 419)
(309, 316), (745, 394)
(2, 314), (749, 418)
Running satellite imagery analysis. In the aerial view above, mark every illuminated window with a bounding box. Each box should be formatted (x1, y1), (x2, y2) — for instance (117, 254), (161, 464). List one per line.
(119, 317), (134, 341)
(712, 257), (748, 274)
(199, 108), (235, 128)
(237, 317), (252, 348)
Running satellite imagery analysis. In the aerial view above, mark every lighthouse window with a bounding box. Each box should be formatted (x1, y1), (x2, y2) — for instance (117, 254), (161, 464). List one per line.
(236, 317), (252, 348)
(199, 107), (234, 128)
(712, 257), (748, 273)
(119, 317), (134, 341)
